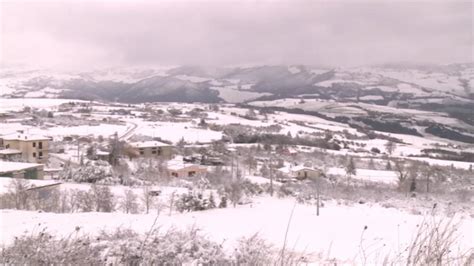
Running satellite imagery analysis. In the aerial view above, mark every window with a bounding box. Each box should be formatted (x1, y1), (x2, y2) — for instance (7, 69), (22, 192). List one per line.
(32, 152), (36, 157)
(188, 171), (196, 177)
(39, 142), (43, 149)
(5, 144), (9, 149)
(139, 148), (145, 155)
(39, 151), (43, 158)
(32, 142), (36, 148)
(151, 150), (157, 154)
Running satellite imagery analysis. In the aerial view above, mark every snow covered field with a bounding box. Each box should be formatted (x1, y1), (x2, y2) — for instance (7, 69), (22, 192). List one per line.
(0, 98), (85, 112)
(0, 122), (128, 140)
(327, 168), (398, 185)
(211, 86), (270, 103)
(1, 197), (472, 264)
(135, 121), (223, 144)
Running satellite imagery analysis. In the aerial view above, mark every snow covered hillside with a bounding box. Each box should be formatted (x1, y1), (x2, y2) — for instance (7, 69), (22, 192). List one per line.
(1, 64), (472, 104)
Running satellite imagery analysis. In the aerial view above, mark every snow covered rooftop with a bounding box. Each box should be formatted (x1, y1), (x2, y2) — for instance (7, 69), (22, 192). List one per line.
(291, 165), (318, 172)
(129, 141), (171, 148)
(167, 157), (206, 171)
(0, 149), (22, 155)
(0, 161), (43, 173)
(96, 150), (110, 156)
(277, 165), (318, 174)
(1, 133), (50, 141)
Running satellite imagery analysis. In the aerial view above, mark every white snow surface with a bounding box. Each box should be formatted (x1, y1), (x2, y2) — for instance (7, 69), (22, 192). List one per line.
(0, 196), (472, 264)
(211, 86), (269, 103)
(0, 98), (86, 112)
(327, 168), (398, 185)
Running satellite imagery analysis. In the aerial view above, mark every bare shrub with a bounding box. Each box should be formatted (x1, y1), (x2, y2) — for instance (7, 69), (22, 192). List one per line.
(233, 233), (274, 264)
(104, 227), (229, 265)
(0, 228), (104, 265)
(29, 187), (62, 212)
(404, 216), (465, 265)
(454, 188), (473, 203)
(74, 190), (95, 212)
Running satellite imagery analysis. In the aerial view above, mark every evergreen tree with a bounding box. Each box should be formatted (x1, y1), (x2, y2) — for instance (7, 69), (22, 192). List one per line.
(109, 132), (124, 166)
(219, 196), (227, 208)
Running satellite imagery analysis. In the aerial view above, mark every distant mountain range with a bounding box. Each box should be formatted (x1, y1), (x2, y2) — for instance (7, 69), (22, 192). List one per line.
(1, 63), (473, 144)
(1, 63), (472, 105)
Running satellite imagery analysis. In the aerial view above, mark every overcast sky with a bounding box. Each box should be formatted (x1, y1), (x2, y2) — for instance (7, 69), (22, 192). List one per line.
(0, 0), (472, 69)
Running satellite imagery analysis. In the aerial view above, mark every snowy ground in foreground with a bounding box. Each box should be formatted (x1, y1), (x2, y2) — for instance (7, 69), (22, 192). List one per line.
(1, 196), (472, 263)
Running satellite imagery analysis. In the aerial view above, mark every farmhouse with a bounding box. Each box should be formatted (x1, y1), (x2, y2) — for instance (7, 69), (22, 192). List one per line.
(167, 158), (207, 178)
(277, 165), (321, 180)
(0, 161), (45, 179)
(129, 141), (173, 160)
(0, 133), (51, 163)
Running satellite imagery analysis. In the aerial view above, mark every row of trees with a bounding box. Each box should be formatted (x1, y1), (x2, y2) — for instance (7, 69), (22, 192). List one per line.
(0, 179), (162, 214)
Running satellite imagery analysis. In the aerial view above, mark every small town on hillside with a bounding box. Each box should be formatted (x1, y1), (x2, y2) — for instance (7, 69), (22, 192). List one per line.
(1, 0), (473, 264)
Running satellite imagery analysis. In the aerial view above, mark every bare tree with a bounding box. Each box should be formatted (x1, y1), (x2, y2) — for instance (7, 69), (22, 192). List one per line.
(7, 178), (30, 210)
(368, 158), (375, 169)
(121, 189), (139, 214)
(169, 191), (176, 216)
(75, 190), (95, 212)
(345, 156), (357, 184)
(226, 179), (243, 208)
(385, 140), (396, 155)
(394, 160), (418, 196)
(91, 185), (115, 212)
(123, 145), (139, 161)
(310, 173), (323, 216)
(141, 185), (153, 214)
(243, 150), (257, 175)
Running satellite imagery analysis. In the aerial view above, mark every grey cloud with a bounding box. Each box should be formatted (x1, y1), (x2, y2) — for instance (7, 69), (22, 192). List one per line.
(1, 0), (472, 69)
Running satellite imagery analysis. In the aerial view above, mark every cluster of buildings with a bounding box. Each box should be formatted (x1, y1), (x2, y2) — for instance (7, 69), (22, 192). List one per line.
(0, 132), (208, 180)
(0, 131), (319, 182)
(128, 141), (209, 178)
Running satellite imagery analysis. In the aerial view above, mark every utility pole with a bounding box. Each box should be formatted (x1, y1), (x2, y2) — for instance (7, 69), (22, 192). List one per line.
(269, 156), (274, 196)
(236, 150), (240, 180)
(316, 176), (320, 216)
(230, 153), (235, 180)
